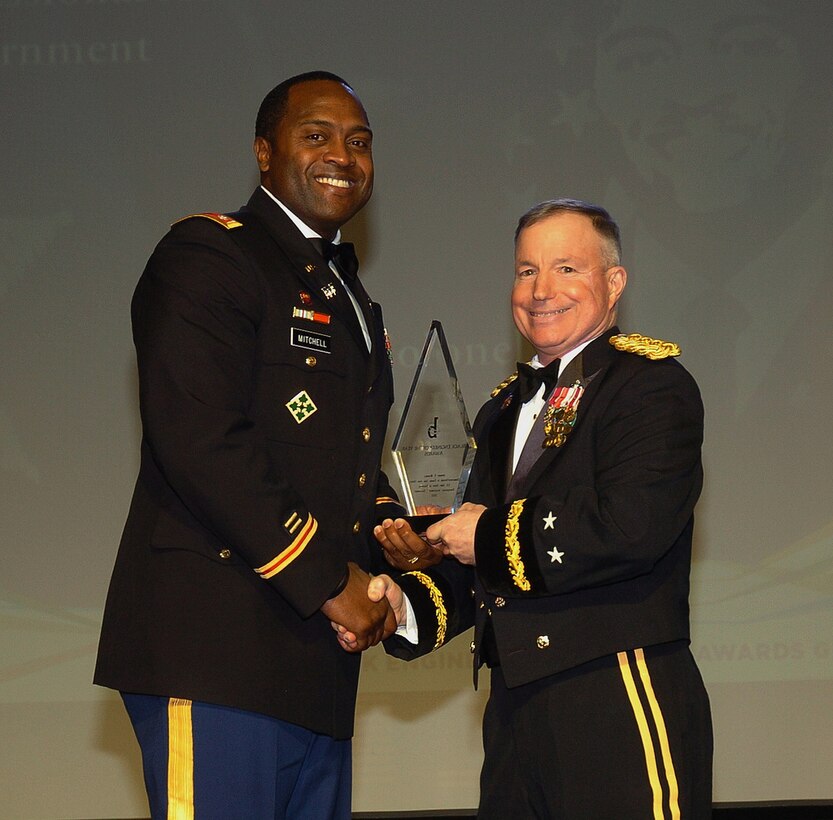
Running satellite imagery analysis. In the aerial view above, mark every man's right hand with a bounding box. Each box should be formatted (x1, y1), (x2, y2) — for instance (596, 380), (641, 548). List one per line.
(332, 573), (407, 652)
(320, 562), (395, 652)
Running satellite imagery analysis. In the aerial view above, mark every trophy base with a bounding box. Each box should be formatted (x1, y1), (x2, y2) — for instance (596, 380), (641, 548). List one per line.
(403, 513), (448, 535)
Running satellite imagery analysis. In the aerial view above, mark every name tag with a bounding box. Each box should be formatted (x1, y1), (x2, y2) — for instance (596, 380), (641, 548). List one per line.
(290, 327), (332, 354)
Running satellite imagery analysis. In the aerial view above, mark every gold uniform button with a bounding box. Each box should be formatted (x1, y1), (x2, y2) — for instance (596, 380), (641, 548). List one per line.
(536, 635), (550, 650)
(494, 596), (506, 607)
(358, 473), (367, 487)
(362, 427), (371, 442)
(219, 549), (232, 560)
(305, 356), (317, 367)
(470, 640), (476, 654)
(352, 520), (361, 534)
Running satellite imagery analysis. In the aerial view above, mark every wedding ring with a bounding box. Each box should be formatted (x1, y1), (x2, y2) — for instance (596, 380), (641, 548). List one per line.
(407, 555), (419, 564)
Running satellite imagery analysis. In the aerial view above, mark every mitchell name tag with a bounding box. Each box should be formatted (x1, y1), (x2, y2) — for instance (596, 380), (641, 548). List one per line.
(290, 327), (332, 354)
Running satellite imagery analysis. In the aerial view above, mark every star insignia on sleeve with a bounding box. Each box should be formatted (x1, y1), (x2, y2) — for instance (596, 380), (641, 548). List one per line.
(543, 512), (556, 529)
(547, 546), (565, 564)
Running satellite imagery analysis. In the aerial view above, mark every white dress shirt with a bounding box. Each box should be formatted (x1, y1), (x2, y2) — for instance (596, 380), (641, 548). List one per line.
(260, 186), (371, 351)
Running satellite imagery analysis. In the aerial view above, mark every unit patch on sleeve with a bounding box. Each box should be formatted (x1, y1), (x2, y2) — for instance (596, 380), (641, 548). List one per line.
(286, 390), (318, 424)
(290, 327), (332, 353)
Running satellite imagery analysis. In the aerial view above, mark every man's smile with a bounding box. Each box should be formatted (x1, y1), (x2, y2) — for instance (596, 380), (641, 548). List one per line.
(528, 306), (570, 318)
(315, 176), (354, 188)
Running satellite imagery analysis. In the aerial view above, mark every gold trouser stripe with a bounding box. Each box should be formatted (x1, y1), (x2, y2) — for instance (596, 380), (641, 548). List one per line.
(635, 648), (681, 820)
(618, 651), (664, 820)
(167, 698), (195, 820)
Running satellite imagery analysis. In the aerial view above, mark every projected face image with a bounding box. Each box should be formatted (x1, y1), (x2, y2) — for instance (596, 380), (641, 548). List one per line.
(255, 79), (374, 239)
(593, 1), (802, 212)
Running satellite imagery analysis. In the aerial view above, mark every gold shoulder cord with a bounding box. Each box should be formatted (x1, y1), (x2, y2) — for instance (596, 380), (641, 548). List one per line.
(490, 372), (518, 398)
(171, 212), (243, 230)
(505, 499), (531, 591)
(609, 333), (681, 360)
(405, 571), (447, 649)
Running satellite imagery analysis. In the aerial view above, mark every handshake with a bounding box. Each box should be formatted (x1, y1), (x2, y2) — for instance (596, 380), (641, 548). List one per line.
(322, 504), (486, 652)
(320, 516), (442, 653)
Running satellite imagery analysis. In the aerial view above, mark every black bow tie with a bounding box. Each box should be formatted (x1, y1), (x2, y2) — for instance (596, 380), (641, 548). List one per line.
(516, 358), (561, 403)
(309, 238), (359, 282)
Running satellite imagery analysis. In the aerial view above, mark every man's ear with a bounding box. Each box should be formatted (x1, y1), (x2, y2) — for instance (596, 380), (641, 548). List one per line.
(608, 266), (627, 306)
(253, 136), (271, 173)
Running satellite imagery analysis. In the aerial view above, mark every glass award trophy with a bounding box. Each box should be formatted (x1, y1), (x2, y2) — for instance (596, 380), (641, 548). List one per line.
(391, 321), (477, 532)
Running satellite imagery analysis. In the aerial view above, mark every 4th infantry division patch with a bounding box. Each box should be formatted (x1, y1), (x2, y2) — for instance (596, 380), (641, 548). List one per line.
(286, 390), (317, 423)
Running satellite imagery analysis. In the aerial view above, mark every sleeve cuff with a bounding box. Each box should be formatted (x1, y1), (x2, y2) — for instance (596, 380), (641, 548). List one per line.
(395, 570), (449, 652)
(376, 496), (407, 520)
(475, 499), (545, 595)
(396, 593), (419, 644)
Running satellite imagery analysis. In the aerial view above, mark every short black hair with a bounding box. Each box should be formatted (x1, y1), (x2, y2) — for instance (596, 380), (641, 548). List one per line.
(515, 198), (622, 267)
(255, 71), (355, 143)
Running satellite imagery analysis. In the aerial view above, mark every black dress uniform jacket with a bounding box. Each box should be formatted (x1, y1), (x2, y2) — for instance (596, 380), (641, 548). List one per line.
(387, 327), (704, 687)
(95, 187), (397, 739)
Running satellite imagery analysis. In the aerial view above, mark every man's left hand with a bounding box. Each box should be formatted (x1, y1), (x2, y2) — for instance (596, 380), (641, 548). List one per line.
(374, 517), (443, 571)
(425, 502), (486, 566)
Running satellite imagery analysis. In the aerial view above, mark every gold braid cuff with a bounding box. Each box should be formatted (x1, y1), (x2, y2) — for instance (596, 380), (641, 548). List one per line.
(405, 571), (447, 649)
(505, 500), (531, 591)
(609, 333), (681, 359)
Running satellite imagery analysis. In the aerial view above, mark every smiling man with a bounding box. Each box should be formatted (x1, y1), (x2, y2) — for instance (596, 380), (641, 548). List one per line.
(372, 199), (713, 818)
(95, 72), (400, 818)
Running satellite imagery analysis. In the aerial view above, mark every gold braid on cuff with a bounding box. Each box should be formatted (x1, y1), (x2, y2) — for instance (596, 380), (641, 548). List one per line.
(505, 499), (531, 591)
(405, 570), (447, 649)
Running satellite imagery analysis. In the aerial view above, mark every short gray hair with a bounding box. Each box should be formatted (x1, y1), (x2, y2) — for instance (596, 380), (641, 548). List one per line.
(515, 198), (622, 268)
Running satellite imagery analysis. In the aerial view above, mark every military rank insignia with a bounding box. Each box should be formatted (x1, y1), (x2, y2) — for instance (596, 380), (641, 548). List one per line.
(543, 384), (584, 448)
(286, 390), (318, 424)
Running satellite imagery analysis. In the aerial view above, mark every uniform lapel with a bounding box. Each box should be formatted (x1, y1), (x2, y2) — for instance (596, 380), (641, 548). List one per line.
(513, 328), (619, 495)
(243, 188), (371, 353)
(476, 391), (518, 507)
(365, 301), (388, 388)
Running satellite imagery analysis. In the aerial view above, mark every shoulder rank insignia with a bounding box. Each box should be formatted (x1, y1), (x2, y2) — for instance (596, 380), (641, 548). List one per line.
(609, 333), (681, 360)
(171, 212), (243, 230)
(490, 371), (518, 398)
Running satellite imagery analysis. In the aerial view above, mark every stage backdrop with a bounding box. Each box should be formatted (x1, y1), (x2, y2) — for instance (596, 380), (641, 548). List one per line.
(2, 1), (832, 816)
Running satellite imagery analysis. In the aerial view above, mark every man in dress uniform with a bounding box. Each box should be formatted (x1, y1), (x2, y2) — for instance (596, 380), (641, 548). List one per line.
(95, 71), (401, 818)
(364, 199), (713, 818)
